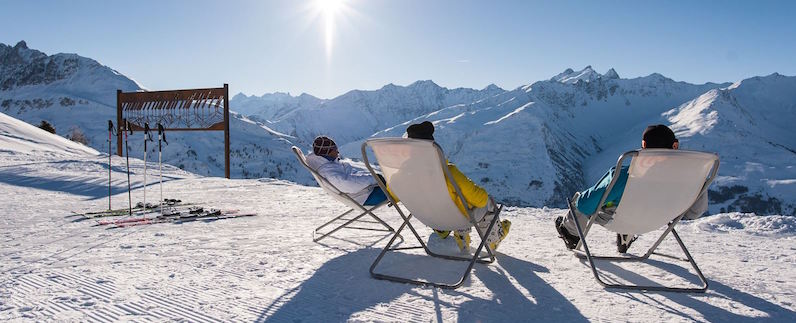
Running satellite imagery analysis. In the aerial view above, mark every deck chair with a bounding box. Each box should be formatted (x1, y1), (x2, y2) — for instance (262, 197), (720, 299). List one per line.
(361, 138), (504, 289)
(568, 149), (720, 293)
(291, 146), (396, 242)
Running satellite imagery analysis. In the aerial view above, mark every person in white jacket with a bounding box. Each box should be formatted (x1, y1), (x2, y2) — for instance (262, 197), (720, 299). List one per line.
(305, 136), (388, 206)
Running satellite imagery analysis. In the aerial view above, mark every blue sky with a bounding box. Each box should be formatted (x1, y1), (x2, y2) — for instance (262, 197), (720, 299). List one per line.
(2, 0), (795, 98)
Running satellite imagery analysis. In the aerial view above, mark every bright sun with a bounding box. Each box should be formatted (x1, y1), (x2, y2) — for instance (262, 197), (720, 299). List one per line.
(314, 0), (347, 61)
(318, 0), (343, 15)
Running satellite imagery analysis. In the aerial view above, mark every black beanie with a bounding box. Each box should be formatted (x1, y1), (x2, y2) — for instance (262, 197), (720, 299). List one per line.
(642, 124), (676, 149)
(313, 136), (337, 156)
(406, 121), (435, 140)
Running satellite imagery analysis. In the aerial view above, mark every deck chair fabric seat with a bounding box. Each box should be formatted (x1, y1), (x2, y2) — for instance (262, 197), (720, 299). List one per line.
(603, 149), (718, 235)
(367, 139), (473, 231)
(570, 148), (720, 293)
(291, 146), (395, 242)
(362, 138), (503, 289)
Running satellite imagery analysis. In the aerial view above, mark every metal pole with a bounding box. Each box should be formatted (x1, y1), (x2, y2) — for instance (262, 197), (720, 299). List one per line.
(223, 83), (230, 179)
(117, 90), (123, 156)
(108, 120), (113, 210)
(158, 123), (166, 217)
(143, 123), (149, 218)
(124, 119), (132, 216)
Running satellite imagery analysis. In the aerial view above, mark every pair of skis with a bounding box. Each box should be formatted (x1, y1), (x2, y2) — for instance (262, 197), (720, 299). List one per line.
(70, 199), (190, 221)
(108, 120), (168, 216)
(100, 209), (256, 229)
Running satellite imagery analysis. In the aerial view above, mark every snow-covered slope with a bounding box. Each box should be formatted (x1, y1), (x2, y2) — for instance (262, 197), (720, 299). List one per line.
(342, 67), (734, 208)
(0, 111), (98, 156)
(663, 73), (796, 215)
(0, 119), (794, 321)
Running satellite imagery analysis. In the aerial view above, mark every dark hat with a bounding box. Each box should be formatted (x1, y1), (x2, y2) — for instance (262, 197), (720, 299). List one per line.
(642, 124), (677, 149)
(313, 136), (337, 156)
(406, 121), (435, 140)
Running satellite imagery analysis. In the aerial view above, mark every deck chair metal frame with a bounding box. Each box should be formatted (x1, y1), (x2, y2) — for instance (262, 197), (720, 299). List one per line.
(362, 138), (503, 289)
(291, 146), (396, 242)
(569, 149), (720, 293)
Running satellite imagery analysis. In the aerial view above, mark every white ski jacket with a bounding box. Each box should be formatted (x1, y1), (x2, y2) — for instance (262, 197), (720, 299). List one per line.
(305, 153), (377, 204)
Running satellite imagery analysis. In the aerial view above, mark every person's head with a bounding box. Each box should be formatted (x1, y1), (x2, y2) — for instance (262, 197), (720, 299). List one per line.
(642, 124), (678, 149)
(406, 121), (435, 140)
(313, 136), (338, 158)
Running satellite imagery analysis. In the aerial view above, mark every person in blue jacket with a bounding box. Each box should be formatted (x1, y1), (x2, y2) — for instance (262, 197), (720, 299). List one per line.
(555, 125), (707, 253)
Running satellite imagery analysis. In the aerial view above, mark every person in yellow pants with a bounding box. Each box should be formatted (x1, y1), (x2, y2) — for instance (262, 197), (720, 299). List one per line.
(406, 121), (511, 252)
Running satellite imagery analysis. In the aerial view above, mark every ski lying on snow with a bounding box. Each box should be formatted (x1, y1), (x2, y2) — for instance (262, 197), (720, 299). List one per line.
(94, 208), (239, 226)
(103, 210), (256, 228)
(70, 200), (192, 219)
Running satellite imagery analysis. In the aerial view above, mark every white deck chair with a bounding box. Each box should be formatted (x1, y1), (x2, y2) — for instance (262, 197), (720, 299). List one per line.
(291, 146), (395, 242)
(362, 138), (504, 289)
(568, 149), (720, 293)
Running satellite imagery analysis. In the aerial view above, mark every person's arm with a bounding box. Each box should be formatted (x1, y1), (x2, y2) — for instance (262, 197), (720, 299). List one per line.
(447, 163), (488, 209)
(319, 161), (375, 194)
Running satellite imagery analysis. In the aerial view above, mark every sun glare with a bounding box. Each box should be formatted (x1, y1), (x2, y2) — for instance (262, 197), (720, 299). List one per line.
(314, 0), (347, 61)
(318, 0), (343, 15)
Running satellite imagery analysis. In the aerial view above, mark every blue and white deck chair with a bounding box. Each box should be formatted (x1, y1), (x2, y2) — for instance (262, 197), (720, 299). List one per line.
(292, 146), (395, 242)
(569, 149), (720, 293)
(362, 138), (503, 289)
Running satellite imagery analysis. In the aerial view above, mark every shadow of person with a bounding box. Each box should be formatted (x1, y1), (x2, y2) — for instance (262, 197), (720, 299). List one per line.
(455, 253), (589, 322)
(257, 248), (416, 322)
(594, 258), (796, 322)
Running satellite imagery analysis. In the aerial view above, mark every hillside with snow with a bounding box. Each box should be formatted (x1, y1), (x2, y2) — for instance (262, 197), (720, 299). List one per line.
(335, 67), (795, 215)
(1, 108), (794, 322)
(1, 41), (794, 215)
(0, 111), (98, 156)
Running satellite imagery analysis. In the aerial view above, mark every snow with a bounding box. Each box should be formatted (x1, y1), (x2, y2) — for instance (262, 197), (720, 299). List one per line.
(688, 213), (796, 237)
(483, 102), (531, 125)
(1, 108), (795, 322)
(0, 112), (98, 156)
(550, 65), (603, 84)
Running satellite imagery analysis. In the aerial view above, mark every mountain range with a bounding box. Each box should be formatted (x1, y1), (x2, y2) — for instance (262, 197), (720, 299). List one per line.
(1, 41), (793, 215)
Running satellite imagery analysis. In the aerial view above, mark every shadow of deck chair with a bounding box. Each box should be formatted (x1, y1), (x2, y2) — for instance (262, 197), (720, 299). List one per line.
(361, 138), (504, 289)
(568, 149), (720, 293)
(291, 146), (396, 243)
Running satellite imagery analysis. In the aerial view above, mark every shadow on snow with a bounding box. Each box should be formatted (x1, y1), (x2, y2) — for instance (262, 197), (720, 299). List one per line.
(258, 248), (587, 322)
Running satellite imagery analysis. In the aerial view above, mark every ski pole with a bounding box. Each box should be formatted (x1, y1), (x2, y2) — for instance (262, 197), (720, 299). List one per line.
(143, 123), (153, 219)
(123, 119), (133, 216)
(157, 123), (168, 216)
(107, 120), (116, 211)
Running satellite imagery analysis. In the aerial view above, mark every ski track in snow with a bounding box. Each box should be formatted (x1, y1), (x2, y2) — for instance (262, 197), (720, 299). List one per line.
(1, 152), (795, 322)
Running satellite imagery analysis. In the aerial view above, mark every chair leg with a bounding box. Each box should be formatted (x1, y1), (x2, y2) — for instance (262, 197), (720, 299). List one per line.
(569, 210), (708, 293)
(370, 209), (500, 289)
(355, 202), (396, 234)
(313, 203), (393, 242)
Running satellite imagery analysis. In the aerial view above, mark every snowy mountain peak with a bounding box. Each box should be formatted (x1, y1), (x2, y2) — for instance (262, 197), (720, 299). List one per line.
(604, 68), (620, 79)
(551, 65), (602, 84)
(483, 83), (502, 91)
(0, 41), (140, 94)
(14, 40), (28, 50)
(1, 40), (46, 66)
(408, 79), (440, 89)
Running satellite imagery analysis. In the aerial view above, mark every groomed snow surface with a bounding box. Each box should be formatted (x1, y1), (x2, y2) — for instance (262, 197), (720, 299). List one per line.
(1, 118), (795, 322)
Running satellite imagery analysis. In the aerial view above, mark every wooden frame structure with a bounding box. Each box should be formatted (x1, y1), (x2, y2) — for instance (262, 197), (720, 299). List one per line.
(117, 84), (231, 178)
